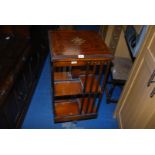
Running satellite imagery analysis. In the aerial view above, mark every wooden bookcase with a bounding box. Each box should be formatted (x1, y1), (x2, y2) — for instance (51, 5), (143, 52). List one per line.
(49, 30), (113, 123)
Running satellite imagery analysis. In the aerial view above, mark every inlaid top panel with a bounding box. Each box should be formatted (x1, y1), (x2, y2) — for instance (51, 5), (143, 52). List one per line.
(49, 30), (112, 61)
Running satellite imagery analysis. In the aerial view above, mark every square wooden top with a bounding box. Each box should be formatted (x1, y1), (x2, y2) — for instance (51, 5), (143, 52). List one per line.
(49, 30), (113, 61)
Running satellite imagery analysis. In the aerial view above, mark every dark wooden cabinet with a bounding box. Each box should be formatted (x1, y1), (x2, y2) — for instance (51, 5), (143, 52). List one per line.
(0, 28), (48, 128)
(0, 26), (30, 38)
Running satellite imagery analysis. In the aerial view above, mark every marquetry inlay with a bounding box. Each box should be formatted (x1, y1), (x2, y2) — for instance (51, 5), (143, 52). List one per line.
(71, 37), (86, 46)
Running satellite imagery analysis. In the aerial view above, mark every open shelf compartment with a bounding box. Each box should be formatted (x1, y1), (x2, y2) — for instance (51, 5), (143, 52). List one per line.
(54, 79), (82, 97)
(54, 74), (101, 98)
(54, 72), (72, 81)
(54, 98), (97, 123)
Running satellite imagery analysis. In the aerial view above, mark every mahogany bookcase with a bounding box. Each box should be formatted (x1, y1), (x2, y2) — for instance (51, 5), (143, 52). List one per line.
(49, 30), (113, 123)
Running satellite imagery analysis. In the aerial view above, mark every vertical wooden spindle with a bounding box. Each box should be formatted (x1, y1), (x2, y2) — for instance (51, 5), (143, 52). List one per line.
(80, 62), (90, 114)
(96, 61), (111, 113)
(85, 63), (97, 113)
(91, 61), (104, 113)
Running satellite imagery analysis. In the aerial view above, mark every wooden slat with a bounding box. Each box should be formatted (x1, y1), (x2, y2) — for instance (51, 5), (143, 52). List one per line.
(80, 98), (96, 113)
(80, 62), (90, 113)
(91, 62), (104, 112)
(96, 61), (111, 112)
(85, 64), (97, 113)
(80, 75), (101, 93)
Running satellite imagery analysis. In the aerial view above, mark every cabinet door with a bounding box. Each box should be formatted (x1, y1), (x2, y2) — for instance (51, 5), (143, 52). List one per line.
(117, 26), (155, 128)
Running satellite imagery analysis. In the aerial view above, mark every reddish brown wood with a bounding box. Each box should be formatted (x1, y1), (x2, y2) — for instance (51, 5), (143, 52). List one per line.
(54, 72), (71, 81)
(49, 30), (112, 61)
(50, 30), (113, 123)
(54, 80), (82, 97)
(80, 98), (96, 113)
(71, 68), (85, 78)
(55, 113), (97, 123)
(55, 100), (79, 117)
(80, 75), (101, 93)
(71, 66), (93, 78)
(54, 75), (101, 98)
(54, 99), (97, 122)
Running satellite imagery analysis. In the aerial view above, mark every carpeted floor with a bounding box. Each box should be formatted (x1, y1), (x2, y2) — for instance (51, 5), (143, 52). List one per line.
(22, 55), (120, 129)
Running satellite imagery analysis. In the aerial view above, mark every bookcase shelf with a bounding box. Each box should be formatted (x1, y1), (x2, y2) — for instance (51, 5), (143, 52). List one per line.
(49, 30), (113, 123)
(54, 98), (97, 122)
(54, 80), (82, 97)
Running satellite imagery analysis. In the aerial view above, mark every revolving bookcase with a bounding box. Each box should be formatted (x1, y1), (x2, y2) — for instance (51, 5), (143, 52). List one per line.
(49, 30), (113, 123)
